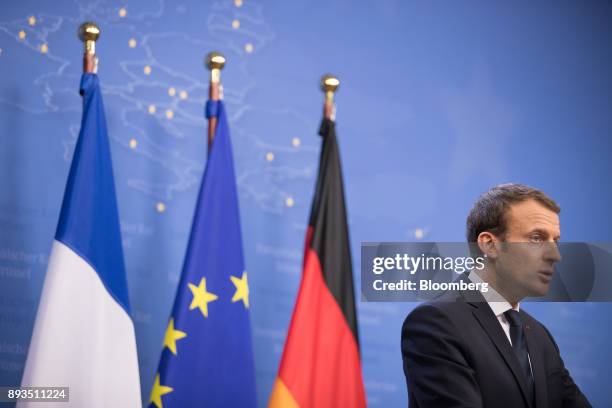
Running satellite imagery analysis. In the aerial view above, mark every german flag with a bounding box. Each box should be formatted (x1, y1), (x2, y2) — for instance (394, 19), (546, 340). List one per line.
(269, 118), (366, 407)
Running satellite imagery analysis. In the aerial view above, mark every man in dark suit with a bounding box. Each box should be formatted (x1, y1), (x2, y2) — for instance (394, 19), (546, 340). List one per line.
(401, 183), (591, 407)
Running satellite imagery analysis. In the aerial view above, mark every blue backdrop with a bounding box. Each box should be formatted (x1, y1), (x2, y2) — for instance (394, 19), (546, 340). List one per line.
(1, 0), (611, 406)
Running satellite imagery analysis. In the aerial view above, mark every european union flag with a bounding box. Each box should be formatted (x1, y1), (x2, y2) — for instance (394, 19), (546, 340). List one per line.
(150, 100), (257, 408)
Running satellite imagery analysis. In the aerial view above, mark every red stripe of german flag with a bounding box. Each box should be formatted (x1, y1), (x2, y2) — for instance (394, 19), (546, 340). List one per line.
(269, 119), (366, 408)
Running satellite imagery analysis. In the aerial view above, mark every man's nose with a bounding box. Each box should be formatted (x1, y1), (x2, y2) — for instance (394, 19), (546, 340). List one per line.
(544, 242), (562, 263)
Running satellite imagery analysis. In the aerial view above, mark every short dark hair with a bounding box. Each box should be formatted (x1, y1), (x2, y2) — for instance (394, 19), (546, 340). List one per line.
(466, 183), (560, 244)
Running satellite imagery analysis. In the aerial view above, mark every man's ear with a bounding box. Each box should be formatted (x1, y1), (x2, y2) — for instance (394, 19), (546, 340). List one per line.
(477, 231), (500, 259)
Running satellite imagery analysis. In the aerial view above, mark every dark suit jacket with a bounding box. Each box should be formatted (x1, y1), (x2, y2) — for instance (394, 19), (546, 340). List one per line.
(401, 277), (591, 408)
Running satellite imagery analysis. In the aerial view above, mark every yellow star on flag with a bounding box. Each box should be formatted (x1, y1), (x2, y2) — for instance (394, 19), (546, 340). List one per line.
(149, 374), (173, 408)
(163, 318), (187, 355)
(230, 271), (249, 308)
(188, 277), (218, 318)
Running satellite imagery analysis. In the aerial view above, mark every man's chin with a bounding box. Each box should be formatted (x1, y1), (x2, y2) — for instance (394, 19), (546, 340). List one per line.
(526, 283), (550, 298)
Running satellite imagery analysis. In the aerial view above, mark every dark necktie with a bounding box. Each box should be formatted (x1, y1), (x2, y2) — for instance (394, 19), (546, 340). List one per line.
(504, 310), (535, 405)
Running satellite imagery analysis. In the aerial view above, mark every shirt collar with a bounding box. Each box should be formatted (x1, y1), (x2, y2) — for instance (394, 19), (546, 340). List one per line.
(468, 270), (519, 317)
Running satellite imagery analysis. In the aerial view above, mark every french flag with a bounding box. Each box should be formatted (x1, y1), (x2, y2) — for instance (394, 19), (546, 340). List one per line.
(19, 74), (141, 407)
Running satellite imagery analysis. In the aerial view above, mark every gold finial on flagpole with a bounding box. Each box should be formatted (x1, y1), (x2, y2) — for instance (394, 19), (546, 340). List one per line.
(321, 74), (339, 120)
(205, 51), (226, 86)
(78, 22), (100, 73)
(205, 51), (226, 147)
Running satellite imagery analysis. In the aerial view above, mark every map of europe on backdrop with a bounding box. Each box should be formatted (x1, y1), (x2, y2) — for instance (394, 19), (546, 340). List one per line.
(1, 0), (612, 406)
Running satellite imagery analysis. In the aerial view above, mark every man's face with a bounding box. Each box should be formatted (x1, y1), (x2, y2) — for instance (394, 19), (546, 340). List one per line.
(495, 199), (561, 300)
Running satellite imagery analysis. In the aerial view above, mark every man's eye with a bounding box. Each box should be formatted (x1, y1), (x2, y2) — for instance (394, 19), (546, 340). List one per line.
(530, 235), (543, 243)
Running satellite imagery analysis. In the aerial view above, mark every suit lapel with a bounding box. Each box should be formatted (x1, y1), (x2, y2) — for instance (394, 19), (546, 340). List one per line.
(522, 312), (547, 408)
(469, 300), (534, 408)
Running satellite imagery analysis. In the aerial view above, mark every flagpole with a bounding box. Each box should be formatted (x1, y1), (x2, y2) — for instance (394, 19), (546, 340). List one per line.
(78, 22), (100, 74)
(205, 51), (226, 149)
(321, 74), (340, 121)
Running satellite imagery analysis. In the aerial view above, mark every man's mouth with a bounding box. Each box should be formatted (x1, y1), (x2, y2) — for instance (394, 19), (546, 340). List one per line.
(537, 270), (554, 283)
